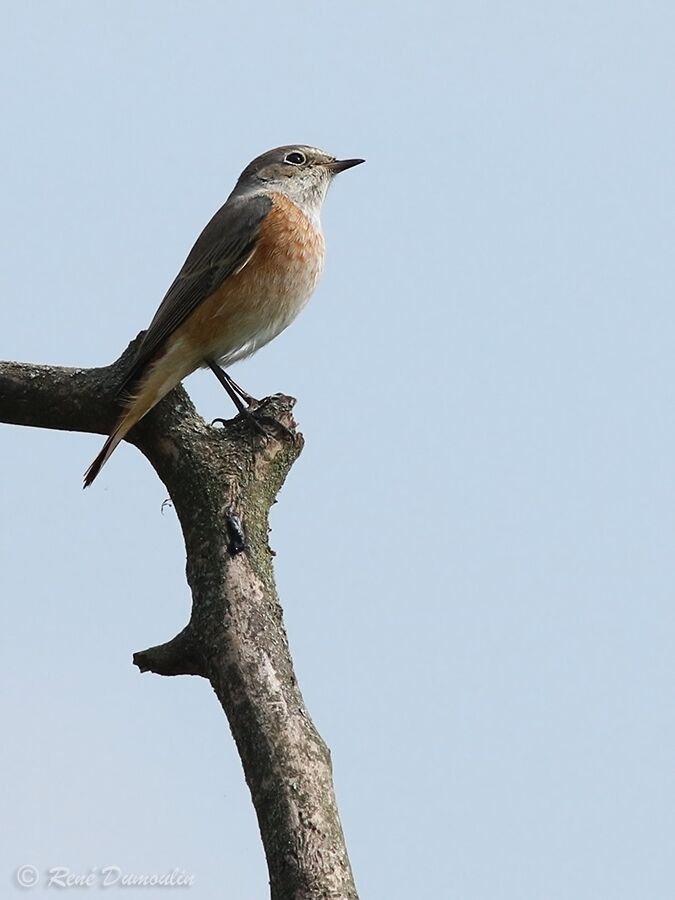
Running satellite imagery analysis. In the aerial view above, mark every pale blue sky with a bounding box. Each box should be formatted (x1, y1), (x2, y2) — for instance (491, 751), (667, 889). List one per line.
(2, 1), (675, 898)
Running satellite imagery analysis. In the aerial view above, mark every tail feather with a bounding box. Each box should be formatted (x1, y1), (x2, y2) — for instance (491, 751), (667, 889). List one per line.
(83, 341), (194, 487)
(83, 389), (157, 488)
(83, 428), (126, 488)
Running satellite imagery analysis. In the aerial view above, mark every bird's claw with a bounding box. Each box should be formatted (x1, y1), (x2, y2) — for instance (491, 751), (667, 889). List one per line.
(211, 409), (294, 441)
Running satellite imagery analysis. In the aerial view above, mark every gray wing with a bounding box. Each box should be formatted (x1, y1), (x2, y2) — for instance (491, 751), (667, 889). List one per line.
(121, 192), (272, 391)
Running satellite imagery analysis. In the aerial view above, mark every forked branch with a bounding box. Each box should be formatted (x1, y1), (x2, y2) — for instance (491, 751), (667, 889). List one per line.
(0, 344), (358, 900)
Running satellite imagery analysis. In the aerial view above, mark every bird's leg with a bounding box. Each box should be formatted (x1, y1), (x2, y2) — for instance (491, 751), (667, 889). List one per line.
(207, 361), (261, 408)
(207, 361), (248, 415)
(207, 360), (294, 442)
(223, 372), (259, 408)
(208, 361), (271, 437)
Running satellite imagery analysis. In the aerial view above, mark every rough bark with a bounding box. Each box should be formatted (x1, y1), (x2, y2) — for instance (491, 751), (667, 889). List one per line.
(0, 342), (358, 900)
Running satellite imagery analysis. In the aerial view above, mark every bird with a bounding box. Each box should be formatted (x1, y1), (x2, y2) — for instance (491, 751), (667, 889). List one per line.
(84, 144), (364, 487)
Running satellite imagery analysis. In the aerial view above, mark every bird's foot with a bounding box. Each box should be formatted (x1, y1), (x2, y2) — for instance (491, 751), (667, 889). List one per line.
(211, 403), (295, 442)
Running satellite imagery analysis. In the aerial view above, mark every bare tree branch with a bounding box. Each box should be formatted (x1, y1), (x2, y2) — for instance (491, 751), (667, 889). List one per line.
(0, 345), (359, 900)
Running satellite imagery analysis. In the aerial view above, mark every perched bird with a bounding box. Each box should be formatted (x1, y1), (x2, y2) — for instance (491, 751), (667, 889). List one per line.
(84, 144), (363, 486)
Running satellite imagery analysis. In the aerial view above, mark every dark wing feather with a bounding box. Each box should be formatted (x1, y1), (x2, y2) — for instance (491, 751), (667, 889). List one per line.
(121, 192), (272, 391)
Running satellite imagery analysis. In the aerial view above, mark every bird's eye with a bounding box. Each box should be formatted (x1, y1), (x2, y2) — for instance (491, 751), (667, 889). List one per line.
(284, 151), (306, 165)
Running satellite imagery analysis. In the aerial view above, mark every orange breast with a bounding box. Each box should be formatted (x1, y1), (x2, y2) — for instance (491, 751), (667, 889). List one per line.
(176, 192), (325, 365)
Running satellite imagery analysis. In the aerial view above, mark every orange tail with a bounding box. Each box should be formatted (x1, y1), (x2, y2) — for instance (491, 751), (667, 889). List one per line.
(83, 396), (153, 488)
(83, 429), (122, 488)
(83, 346), (192, 487)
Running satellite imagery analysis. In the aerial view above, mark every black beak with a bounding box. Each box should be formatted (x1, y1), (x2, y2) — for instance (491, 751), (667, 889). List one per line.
(328, 158), (365, 174)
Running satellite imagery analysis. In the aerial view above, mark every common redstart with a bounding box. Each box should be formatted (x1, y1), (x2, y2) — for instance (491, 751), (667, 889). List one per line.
(84, 145), (363, 486)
